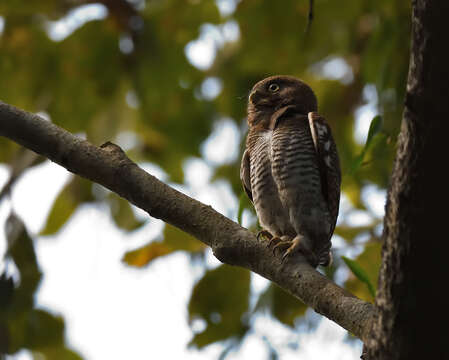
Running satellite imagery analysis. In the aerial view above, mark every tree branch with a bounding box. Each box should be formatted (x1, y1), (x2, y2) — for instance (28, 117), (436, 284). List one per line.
(0, 100), (375, 341)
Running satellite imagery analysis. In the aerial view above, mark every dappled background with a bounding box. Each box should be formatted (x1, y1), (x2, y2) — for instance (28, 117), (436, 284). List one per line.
(0, 0), (410, 359)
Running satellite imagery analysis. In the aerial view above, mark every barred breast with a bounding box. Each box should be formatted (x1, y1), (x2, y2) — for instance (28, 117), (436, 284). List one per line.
(271, 115), (332, 254)
(247, 129), (294, 238)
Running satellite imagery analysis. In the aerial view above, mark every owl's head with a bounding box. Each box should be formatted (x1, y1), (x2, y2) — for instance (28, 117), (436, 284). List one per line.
(247, 75), (317, 126)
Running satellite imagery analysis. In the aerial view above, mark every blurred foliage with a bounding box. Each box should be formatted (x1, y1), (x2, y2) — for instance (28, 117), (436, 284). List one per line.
(350, 115), (384, 174)
(40, 176), (93, 235)
(0, 213), (82, 358)
(0, 0), (411, 358)
(188, 265), (250, 348)
(342, 255), (376, 298)
(254, 283), (308, 328)
(122, 224), (205, 267)
(344, 241), (382, 303)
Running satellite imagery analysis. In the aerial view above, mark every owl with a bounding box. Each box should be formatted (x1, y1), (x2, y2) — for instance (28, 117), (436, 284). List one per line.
(240, 75), (341, 267)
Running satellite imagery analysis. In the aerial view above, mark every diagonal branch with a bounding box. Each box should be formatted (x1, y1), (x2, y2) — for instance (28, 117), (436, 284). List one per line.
(0, 100), (376, 341)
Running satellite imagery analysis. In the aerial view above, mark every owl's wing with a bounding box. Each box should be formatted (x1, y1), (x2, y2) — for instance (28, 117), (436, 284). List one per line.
(308, 112), (341, 236)
(240, 149), (253, 203)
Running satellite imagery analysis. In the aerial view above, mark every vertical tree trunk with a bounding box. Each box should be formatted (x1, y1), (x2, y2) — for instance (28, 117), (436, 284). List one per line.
(366, 1), (449, 359)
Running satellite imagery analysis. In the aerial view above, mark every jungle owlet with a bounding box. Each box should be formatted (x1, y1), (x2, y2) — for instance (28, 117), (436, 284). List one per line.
(240, 75), (341, 267)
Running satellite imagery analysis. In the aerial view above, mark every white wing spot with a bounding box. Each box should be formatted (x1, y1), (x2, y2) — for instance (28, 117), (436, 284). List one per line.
(324, 155), (331, 167)
(316, 123), (327, 137)
(324, 140), (331, 151)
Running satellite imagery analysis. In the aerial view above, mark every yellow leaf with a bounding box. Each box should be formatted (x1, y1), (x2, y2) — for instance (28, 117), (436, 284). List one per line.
(122, 242), (174, 267)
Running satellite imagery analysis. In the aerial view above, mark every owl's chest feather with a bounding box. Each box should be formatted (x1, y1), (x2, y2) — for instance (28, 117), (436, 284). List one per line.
(271, 121), (320, 191)
(247, 131), (274, 195)
(247, 121), (319, 188)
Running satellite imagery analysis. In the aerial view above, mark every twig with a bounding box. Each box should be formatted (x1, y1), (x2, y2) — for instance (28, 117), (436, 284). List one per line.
(305, 0), (314, 35)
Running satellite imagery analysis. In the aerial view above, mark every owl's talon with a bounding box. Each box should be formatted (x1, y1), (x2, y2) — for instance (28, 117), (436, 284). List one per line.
(271, 241), (291, 255)
(257, 230), (273, 241)
(282, 247), (295, 262)
(267, 236), (281, 248)
(273, 235), (317, 265)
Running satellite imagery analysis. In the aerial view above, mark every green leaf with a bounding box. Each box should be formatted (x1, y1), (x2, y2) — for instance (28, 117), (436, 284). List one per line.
(25, 310), (65, 349)
(254, 283), (307, 327)
(5, 213), (42, 301)
(163, 224), (205, 252)
(342, 256), (376, 298)
(344, 242), (381, 302)
(109, 194), (145, 231)
(350, 115), (383, 174)
(0, 273), (14, 309)
(8, 309), (64, 354)
(365, 115), (383, 147)
(188, 265), (250, 348)
(32, 346), (84, 360)
(40, 188), (76, 236)
(40, 177), (93, 236)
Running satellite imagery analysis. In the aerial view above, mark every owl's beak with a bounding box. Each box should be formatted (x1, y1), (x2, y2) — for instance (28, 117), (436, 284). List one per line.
(249, 90), (262, 104)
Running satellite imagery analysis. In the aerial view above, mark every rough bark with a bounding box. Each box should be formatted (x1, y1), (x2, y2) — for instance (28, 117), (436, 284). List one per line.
(0, 100), (375, 341)
(366, 1), (449, 358)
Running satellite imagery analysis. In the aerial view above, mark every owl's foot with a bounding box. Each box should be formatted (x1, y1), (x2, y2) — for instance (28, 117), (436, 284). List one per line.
(268, 235), (292, 254)
(272, 235), (317, 265)
(271, 240), (293, 259)
(256, 230), (273, 241)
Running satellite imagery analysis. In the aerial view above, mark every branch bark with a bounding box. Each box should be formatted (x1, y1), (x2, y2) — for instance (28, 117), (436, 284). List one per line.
(0, 100), (375, 341)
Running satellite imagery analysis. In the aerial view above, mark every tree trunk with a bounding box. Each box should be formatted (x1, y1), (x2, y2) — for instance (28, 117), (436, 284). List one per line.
(366, 1), (449, 358)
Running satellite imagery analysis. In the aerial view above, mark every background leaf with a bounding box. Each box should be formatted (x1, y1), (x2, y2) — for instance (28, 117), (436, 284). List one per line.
(122, 241), (174, 267)
(188, 265), (250, 348)
(109, 194), (145, 232)
(342, 255), (376, 298)
(351, 115), (383, 173)
(1, 212), (79, 357)
(254, 284), (308, 328)
(40, 177), (92, 236)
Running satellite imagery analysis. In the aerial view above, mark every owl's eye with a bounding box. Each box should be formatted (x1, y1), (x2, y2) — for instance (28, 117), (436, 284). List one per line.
(268, 83), (280, 92)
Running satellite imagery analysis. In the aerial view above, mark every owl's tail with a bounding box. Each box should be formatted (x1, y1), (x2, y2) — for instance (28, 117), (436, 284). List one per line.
(317, 239), (333, 267)
(318, 250), (333, 267)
